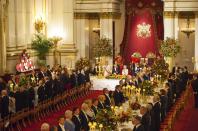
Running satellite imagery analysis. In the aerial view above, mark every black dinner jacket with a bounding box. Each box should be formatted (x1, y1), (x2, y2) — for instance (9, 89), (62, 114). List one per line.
(104, 94), (111, 108)
(57, 124), (64, 131)
(79, 111), (89, 131)
(152, 101), (161, 131)
(113, 90), (121, 106)
(97, 101), (105, 109)
(0, 95), (9, 118)
(72, 115), (81, 131)
(133, 124), (145, 131)
(141, 112), (151, 131)
(91, 105), (98, 115)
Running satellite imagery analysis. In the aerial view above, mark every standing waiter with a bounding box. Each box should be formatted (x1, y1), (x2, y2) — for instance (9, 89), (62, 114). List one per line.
(192, 74), (198, 108)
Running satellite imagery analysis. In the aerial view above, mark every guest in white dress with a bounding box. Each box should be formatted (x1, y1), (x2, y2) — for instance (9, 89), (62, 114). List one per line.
(122, 65), (128, 76)
(104, 65), (112, 77)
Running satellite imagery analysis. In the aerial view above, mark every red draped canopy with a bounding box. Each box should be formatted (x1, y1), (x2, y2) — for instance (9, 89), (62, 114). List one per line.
(120, 0), (164, 64)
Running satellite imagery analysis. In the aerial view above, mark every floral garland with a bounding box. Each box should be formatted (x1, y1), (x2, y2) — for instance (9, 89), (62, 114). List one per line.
(75, 57), (90, 70)
(93, 37), (112, 57)
(140, 80), (155, 96)
(160, 37), (181, 57)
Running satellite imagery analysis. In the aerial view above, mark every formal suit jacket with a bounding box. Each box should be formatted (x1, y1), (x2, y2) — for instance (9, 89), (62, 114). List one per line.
(37, 85), (45, 102)
(133, 124), (145, 131)
(57, 124), (64, 131)
(64, 120), (75, 131)
(97, 101), (105, 109)
(141, 113), (151, 131)
(44, 80), (53, 99)
(112, 67), (120, 74)
(70, 73), (78, 87)
(113, 90), (121, 106)
(72, 115), (81, 131)
(192, 79), (198, 92)
(0, 95), (9, 118)
(104, 94), (111, 108)
(91, 105), (98, 115)
(79, 111), (89, 131)
(152, 102), (161, 131)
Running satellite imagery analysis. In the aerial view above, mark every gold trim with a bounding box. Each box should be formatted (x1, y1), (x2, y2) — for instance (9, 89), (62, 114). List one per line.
(164, 11), (178, 18)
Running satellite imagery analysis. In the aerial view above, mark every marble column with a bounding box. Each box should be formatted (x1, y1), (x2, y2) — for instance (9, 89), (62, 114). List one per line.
(74, 15), (89, 59)
(164, 11), (179, 39)
(195, 12), (198, 71)
(0, 0), (8, 74)
(100, 13), (113, 65)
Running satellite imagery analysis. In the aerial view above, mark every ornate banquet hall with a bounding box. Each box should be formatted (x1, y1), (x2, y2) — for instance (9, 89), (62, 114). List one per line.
(0, 0), (198, 131)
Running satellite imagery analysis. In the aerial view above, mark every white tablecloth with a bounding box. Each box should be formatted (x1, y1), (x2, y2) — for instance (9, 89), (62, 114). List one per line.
(91, 77), (120, 91)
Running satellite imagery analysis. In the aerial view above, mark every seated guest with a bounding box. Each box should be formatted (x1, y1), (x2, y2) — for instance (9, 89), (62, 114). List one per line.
(44, 76), (53, 99)
(84, 99), (95, 121)
(112, 64), (120, 75)
(0, 90), (9, 119)
(122, 65), (128, 76)
(64, 110), (75, 131)
(103, 88), (111, 108)
(41, 122), (50, 131)
(57, 116), (65, 131)
(79, 103), (89, 131)
(97, 95), (105, 109)
(132, 115), (144, 131)
(152, 94), (161, 131)
(140, 106), (151, 131)
(113, 85), (124, 106)
(91, 99), (99, 115)
(72, 107), (81, 131)
(160, 89), (168, 122)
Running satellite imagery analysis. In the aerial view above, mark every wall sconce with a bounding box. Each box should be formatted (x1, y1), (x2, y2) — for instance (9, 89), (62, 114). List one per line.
(92, 27), (100, 35)
(181, 17), (195, 38)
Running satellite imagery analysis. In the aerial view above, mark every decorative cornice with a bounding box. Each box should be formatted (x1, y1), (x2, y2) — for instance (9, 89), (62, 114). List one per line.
(164, 11), (179, 18)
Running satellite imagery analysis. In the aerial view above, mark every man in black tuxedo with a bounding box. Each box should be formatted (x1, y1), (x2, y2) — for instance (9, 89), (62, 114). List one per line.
(72, 107), (81, 131)
(132, 115), (144, 131)
(44, 76), (53, 99)
(57, 115), (65, 131)
(140, 106), (151, 131)
(112, 64), (120, 75)
(77, 70), (86, 86)
(84, 67), (90, 83)
(97, 95), (105, 109)
(0, 90), (9, 119)
(70, 70), (78, 88)
(192, 75), (198, 108)
(0, 77), (6, 93)
(46, 65), (52, 78)
(160, 89), (168, 122)
(91, 99), (99, 115)
(103, 88), (111, 108)
(113, 85), (124, 106)
(79, 103), (89, 131)
(152, 95), (161, 131)
(37, 80), (46, 103)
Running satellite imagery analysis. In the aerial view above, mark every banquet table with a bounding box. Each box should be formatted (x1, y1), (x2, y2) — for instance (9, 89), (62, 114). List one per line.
(90, 76), (120, 90)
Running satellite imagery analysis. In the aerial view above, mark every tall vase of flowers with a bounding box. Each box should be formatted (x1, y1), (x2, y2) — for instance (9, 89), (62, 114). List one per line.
(160, 37), (181, 71)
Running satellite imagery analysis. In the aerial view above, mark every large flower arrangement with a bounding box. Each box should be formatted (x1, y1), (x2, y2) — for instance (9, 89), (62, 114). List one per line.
(140, 80), (155, 96)
(31, 34), (53, 61)
(151, 58), (169, 82)
(95, 109), (118, 131)
(160, 37), (181, 57)
(75, 57), (90, 70)
(93, 37), (112, 57)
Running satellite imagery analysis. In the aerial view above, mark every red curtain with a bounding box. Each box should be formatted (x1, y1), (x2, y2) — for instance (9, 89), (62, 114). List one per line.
(120, 0), (163, 64)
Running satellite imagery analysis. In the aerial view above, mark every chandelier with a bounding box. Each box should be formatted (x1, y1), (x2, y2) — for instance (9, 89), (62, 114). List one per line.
(181, 17), (195, 38)
(136, 22), (151, 38)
